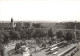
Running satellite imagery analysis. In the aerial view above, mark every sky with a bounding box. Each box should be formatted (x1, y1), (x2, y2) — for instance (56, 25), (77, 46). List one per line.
(0, 0), (80, 22)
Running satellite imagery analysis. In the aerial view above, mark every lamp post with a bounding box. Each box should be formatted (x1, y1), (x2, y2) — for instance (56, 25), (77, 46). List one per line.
(74, 21), (77, 39)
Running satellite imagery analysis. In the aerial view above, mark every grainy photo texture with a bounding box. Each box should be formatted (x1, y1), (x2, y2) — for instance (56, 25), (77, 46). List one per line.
(0, 0), (80, 56)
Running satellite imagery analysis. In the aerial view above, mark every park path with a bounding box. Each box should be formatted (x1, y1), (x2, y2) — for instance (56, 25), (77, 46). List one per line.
(32, 49), (46, 56)
(4, 41), (18, 56)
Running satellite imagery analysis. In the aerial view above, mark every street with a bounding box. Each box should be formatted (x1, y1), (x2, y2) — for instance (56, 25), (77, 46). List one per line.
(73, 42), (80, 56)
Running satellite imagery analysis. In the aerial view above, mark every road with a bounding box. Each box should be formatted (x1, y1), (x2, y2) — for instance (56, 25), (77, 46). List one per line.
(73, 42), (80, 56)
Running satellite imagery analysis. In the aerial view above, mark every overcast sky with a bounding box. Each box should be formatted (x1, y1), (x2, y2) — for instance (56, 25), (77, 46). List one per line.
(0, 0), (80, 22)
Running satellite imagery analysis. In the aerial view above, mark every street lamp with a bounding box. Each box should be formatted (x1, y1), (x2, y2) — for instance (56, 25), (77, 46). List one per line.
(74, 21), (77, 39)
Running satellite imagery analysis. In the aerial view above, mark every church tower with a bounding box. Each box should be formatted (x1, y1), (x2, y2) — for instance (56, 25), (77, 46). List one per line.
(11, 18), (14, 28)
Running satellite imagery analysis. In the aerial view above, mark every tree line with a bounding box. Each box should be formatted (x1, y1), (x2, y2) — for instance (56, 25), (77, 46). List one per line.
(0, 22), (80, 44)
(0, 27), (79, 44)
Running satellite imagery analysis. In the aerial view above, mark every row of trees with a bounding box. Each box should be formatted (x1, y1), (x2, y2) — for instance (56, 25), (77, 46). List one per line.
(0, 22), (80, 44)
(0, 27), (79, 44)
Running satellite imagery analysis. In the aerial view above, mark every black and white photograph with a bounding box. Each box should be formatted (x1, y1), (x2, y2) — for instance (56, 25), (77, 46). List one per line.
(0, 0), (80, 56)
